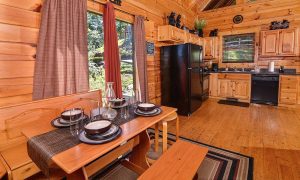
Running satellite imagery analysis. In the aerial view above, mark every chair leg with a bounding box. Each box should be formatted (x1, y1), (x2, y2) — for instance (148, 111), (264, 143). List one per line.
(162, 121), (168, 153)
(154, 123), (159, 152)
(176, 116), (179, 141)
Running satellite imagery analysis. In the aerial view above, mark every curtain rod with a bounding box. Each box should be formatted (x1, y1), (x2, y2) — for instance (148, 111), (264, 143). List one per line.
(92, 0), (134, 17)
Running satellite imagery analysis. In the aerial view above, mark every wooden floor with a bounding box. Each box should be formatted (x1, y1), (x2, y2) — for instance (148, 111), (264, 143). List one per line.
(166, 99), (300, 180)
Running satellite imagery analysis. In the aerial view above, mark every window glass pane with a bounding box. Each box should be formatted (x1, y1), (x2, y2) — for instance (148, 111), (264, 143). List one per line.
(87, 12), (105, 92)
(222, 33), (255, 63)
(87, 12), (134, 96)
(116, 21), (134, 96)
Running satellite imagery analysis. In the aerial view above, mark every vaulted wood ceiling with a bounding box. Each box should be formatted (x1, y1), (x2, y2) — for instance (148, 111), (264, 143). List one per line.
(187, 0), (249, 13)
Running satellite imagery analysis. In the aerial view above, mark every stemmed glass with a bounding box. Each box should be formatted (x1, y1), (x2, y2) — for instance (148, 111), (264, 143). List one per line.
(121, 98), (130, 119)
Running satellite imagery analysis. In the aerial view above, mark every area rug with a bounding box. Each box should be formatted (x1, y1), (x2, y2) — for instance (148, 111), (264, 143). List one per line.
(218, 100), (250, 107)
(93, 129), (253, 180)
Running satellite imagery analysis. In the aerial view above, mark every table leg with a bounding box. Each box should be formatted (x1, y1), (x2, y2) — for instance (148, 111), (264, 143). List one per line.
(176, 116), (179, 141)
(129, 130), (150, 169)
(65, 167), (88, 180)
(162, 121), (167, 153)
(155, 123), (159, 152)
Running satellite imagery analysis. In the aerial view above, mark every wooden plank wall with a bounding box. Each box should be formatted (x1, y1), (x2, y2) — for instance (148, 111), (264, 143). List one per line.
(0, 0), (196, 107)
(198, 0), (300, 71)
(0, 0), (41, 107)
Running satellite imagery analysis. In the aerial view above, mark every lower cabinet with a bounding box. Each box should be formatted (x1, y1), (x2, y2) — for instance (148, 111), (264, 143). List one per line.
(218, 79), (232, 98)
(233, 80), (250, 100)
(279, 75), (298, 105)
(209, 73), (251, 102)
(217, 79), (250, 100)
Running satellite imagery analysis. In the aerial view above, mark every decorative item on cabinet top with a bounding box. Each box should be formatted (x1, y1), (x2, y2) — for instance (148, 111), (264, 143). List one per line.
(209, 29), (218, 37)
(270, 20), (290, 30)
(167, 12), (176, 26)
(194, 18), (206, 37)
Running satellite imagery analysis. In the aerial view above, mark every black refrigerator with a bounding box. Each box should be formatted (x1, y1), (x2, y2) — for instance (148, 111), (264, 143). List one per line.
(161, 43), (203, 116)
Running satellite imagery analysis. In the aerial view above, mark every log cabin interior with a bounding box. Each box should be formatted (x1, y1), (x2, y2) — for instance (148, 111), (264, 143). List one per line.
(0, 0), (299, 179)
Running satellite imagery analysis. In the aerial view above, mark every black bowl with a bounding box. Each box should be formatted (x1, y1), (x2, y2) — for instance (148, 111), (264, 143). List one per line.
(61, 108), (83, 121)
(84, 120), (112, 135)
(110, 98), (126, 106)
(137, 103), (156, 112)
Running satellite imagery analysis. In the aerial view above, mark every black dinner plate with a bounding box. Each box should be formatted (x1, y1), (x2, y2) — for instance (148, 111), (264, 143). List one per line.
(51, 114), (89, 128)
(85, 124), (119, 140)
(134, 107), (162, 117)
(78, 126), (122, 144)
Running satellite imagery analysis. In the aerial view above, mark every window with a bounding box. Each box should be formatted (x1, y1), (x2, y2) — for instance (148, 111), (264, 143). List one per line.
(87, 12), (134, 96)
(222, 33), (255, 63)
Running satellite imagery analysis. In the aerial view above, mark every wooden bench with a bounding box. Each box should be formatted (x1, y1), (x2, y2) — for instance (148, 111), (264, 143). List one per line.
(0, 157), (7, 179)
(138, 140), (208, 180)
(0, 91), (101, 179)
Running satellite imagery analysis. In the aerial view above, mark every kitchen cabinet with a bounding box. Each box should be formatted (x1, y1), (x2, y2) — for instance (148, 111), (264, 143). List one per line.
(233, 80), (250, 100)
(279, 75), (298, 105)
(209, 73), (218, 97)
(218, 79), (233, 98)
(217, 80), (250, 100)
(261, 29), (299, 56)
(216, 73), (251, 101)
(204, 37), (219, 60)
(279, 29), (298, 56)
(186, 33), (203, 46)
(158, 25), (185, 43)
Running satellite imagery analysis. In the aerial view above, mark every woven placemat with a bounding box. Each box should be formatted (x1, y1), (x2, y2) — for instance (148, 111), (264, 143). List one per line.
(27, 128), (80, 176)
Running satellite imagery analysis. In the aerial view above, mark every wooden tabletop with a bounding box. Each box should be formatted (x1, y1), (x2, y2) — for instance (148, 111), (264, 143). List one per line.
(22, 106), (177, 174)
(138, 140), (208, 180)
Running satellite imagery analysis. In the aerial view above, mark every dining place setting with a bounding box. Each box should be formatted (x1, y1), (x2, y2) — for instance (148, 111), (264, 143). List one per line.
(49, 93), (162, 145)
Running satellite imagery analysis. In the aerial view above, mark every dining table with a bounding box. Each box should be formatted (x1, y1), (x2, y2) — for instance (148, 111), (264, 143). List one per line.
(22, 106), (177, 179)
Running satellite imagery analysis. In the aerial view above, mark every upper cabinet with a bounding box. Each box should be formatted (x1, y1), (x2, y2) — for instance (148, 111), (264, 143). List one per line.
(261, 29), (299, 57)
(279, 29), (298, 55)
(157, 25), (205, 46)
(158, 25), (186, 43)
(204, 37), (219, 60)
(186, 33), (203, 46)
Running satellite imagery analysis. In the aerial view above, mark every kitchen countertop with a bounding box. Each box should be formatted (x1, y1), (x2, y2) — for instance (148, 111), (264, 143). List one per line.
(208, 68), (300, 76)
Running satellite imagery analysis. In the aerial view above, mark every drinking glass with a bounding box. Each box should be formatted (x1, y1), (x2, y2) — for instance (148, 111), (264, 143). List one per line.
(129, 90), (138, 108)
(70, 109), (85, 137)
(121, 99), (129, 119)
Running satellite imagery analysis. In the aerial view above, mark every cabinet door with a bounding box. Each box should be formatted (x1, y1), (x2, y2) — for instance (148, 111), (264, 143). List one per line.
(278, 29), (296, 56)
(204, 37), (213, 58)
(261, 31), (279, 56)
(233, 80), (250, 100)
(209, 73), (218, 97)
(218, 79), (233, 98)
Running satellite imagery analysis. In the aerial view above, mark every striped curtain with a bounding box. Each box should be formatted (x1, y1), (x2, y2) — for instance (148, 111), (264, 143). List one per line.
(134, 16), (148, 102)
(32, 0), (89, 100)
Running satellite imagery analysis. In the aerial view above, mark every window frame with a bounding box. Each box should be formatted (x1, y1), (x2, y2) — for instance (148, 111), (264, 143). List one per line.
(87, 10), (136, 96)
(222, 33), (256, 63)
